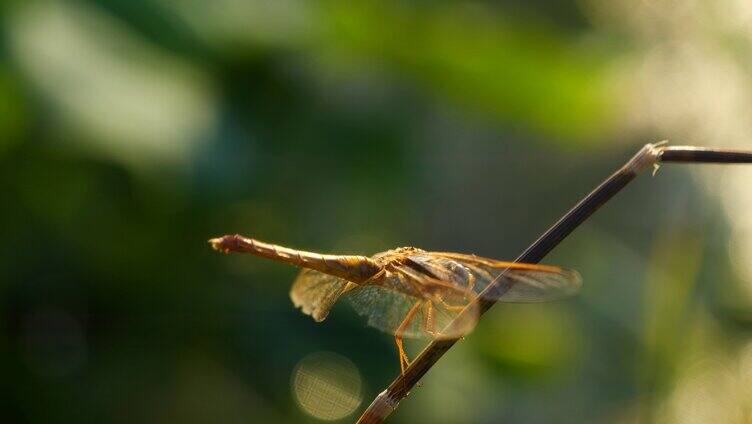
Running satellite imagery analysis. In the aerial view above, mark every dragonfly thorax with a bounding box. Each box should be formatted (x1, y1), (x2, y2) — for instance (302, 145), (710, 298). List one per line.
(405, 255), (475, 288)
(372, 246), (425, 260)
(367, 248), (477, 299)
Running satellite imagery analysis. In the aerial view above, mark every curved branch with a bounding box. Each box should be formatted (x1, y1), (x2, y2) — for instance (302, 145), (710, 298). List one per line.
(356, 142), (752, 424)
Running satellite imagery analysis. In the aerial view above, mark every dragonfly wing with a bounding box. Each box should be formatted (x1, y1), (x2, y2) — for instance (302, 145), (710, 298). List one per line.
(290, 269), (356, 322)
(345, 283), (479, 340)
(492, 268), (581, 302)
(346, 285), (421, 338)
(429, 252), (582, 303)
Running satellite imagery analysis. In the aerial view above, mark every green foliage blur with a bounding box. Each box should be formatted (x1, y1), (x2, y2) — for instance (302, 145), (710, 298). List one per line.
(3, 1), (752, 423)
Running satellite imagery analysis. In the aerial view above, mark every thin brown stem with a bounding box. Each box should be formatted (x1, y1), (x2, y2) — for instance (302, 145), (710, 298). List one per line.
(355, 142), (752, 424)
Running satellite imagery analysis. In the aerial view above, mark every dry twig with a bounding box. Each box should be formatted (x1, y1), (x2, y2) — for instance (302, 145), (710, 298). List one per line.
(356, 142), (752, 424)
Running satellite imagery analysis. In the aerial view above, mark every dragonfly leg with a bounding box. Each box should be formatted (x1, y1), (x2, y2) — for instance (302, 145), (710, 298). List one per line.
(362, 268), (386, 284)
(422, 300), (436, 337)
(465, 271), (476, 300)
(436, 297), (466, 312)
(418, 280), (469, 312)
(395, 300), (423, 375)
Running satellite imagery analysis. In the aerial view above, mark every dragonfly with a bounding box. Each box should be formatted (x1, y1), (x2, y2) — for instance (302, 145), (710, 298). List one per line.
(209, 234), (582, 374)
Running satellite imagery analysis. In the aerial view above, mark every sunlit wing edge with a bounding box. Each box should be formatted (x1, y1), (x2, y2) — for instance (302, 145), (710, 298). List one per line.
(428, 252), (582, 303)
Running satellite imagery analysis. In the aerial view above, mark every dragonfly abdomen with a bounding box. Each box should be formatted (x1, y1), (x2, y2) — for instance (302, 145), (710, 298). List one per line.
(209, 235), (381, 284)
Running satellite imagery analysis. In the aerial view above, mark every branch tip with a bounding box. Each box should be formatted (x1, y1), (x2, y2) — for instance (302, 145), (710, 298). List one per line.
(625, 142), (664, 175)
(652, 163), (661, 177)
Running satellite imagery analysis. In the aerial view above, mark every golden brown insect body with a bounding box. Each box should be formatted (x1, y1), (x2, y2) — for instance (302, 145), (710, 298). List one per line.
(209, 234), (581, 374)
(211, 235), (381, 284)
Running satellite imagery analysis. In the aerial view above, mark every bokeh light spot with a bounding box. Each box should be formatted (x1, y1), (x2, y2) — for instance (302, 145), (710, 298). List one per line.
(291, 352), (362, 420)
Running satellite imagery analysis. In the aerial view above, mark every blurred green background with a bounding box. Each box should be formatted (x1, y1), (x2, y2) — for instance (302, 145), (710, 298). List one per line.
(3, 1), (752, 423)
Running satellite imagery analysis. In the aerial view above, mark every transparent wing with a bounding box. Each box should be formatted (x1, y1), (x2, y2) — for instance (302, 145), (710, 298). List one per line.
(497, 268), (581, 302)
(345, 283), (479, 341)
(430, 252), (582, 302)
(290, 269), (356, 322)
